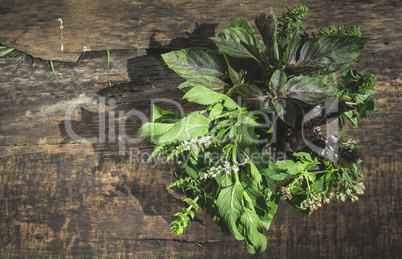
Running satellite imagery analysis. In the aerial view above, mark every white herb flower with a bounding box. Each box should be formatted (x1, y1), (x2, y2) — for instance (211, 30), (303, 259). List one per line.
(224, 161), (230, 169)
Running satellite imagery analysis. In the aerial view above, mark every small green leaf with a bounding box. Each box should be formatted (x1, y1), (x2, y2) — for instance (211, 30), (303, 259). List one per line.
(344, 110), (358, 126)
(162, 48), (226, 79)
(292, 152), (314, 162)
(185, 164), (199, 179)
(209, 103), (224, 121)
(152, 105), (181, 123)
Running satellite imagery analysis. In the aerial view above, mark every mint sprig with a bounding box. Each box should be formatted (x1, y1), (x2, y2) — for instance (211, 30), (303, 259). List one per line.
(137, 5), (378, 254)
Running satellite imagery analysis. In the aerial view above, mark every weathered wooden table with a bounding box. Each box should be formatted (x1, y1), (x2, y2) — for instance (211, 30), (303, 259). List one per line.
(0, 0), (400, 258)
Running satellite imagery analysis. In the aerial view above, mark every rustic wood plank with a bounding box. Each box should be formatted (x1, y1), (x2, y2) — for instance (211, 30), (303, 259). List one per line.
(1, 146), (399, 257)
(0, 0), (400, 62)
(0, 0), (300, 62)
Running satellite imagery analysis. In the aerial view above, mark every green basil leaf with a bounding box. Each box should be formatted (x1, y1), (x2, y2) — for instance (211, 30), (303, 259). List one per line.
(185, 164), (199, 179)
(298, 36), (369, 74)
(136, 122), (174, 143)
(358, 98), (378, 118)
(248, 161), (262, 184)
(285, 76), (336, 105)
(260, 163), (292, 181)
(211, 27), (258, 59)
(161, 48), (226, 79)
(344, 110), (358, 126)
(183, 85), (238, 110)
(217, 183), (245, 240)
(158, 113), (209, 144)
(178, 75), (228, 92)
(152, 105), (181, 123)
(209, 103), (224, 121)
(239, 208), (267, 253)
(226, 19), (255, 33)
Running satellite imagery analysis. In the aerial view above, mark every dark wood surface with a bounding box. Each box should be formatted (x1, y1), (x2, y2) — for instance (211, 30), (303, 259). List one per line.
(0, 0), (401, 258)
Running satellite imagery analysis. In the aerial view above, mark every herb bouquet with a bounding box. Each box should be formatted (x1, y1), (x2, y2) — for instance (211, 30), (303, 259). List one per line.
(137, 5), (378, 254)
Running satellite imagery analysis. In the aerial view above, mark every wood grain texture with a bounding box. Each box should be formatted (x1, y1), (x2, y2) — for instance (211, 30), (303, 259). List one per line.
(1, 0), (399, 62)
(0, 0), (401, 258)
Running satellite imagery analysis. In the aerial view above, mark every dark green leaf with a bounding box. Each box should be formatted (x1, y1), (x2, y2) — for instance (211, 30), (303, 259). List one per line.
(298, 36), (369, 74)
(358, 98), (378, 118)
(220, 173), (233, 188)
(225, 56), (244, 85)
(162, 48), (226, 79)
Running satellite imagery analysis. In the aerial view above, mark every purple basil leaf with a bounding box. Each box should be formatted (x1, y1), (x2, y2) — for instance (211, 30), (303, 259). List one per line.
(285, 76), (336, 105)
(227, 84), (268, 110)
(272, 97), (295, 127)
(268, 70), (288, 97)
(255, 10), (280, 66)
(298, 36), (369, 74)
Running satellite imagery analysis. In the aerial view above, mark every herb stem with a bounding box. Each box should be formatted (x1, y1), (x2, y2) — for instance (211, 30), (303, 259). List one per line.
(307, 169), (338, 175)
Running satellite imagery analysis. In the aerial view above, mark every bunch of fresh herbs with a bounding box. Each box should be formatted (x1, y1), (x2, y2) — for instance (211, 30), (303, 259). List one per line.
(137, 5), (378, 254)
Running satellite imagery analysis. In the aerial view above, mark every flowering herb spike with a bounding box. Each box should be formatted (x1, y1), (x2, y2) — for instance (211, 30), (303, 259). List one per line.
(137, 5), (378, 254)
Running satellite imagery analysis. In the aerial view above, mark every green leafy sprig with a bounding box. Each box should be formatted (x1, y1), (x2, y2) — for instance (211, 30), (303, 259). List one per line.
(137, 5), (378, 254)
